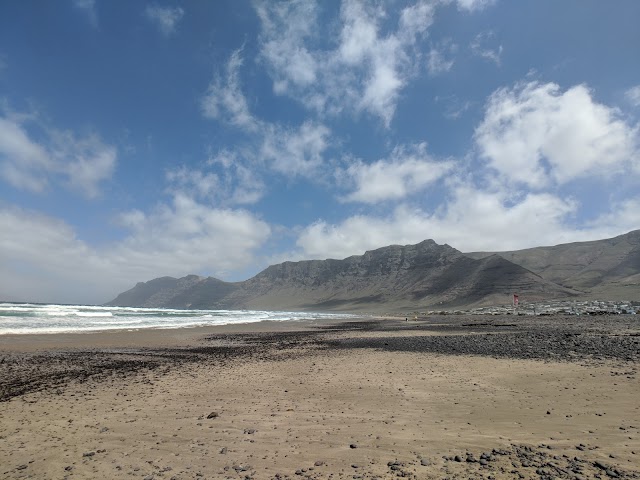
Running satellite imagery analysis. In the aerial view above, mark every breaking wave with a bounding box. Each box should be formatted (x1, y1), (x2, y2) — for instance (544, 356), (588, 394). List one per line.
(0, 303), (357, 335)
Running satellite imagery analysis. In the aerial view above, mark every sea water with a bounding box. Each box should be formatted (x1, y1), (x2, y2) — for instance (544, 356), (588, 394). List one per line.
(0, 303), (357, 335)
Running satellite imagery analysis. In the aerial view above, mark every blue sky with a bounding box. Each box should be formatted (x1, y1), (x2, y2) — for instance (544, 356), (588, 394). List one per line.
(1, 0), (639, 304)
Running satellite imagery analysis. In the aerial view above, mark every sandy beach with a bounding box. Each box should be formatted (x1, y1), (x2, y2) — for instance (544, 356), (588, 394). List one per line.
(1, 315), (639, 479)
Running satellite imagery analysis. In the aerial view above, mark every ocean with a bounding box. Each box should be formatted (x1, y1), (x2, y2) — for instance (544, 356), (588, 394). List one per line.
(0, 303), (357, 335)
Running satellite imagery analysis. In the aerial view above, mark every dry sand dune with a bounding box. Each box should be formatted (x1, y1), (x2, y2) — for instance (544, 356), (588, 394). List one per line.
(1, 316), (639, 479)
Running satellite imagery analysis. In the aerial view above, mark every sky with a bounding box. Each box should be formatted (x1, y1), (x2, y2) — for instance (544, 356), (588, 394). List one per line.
(1, 0), (639, 304)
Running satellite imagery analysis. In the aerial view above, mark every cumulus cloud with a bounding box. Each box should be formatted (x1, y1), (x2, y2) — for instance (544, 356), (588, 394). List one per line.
(0, 196), (271, 304)
(260, 121), (330, 177)
(0, 116), (52, 192)
(626, 85), (640, 107)
(292, 185), (640, 264)
(255, 0), (437, 126)
(166, 166), (219, 200)
(295, 185), (583, 260)
(0, 113), (116, 197)
(200, 49), (333, 182)
(201, 49), (259, 131)
(340, 143), (453, 203)
(208, 150), (266, 205)
(254, 1), (319, 94)
(475, 81), (640, 188)
(289, 79), (640, 261)
(145, 4), (185, 36)
(116, 193), (271, 275)
(166, 151), (266, 206)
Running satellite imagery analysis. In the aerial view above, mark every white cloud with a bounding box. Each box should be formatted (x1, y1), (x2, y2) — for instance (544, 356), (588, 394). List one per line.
(208, 149), (266, 204)
(145, 4), (185, 36)
(52, 132), (117, 198)
(585, 197), (640, 235)
(166, 166), (219, 200)
(295, 186), (579, 259)
(200, 49), (334, 182)
(0, 197), (271, 304)
(201, 49), (259, 131)
(341, 143), (453, 203)
(475, 81), (640, 188)
(427, 40), (456, 75)
(0, 114), (116, 197)
(456, 0), (497, 11)
(260, 121), (330, 177)
(293, 181), (640, 262)
(470, 31), (503, 66)
(255, 0), (437, 126)
(626, 85), (640, 107)
(73, 0), (98, 27)
(0, 116), (52, 192)
(116, 193), (271, 276)
(254, 1), (319, 93)
(168, 151), (266, 206)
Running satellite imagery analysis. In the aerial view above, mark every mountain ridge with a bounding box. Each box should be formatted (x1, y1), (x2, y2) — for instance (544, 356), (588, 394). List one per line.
(466, 229), (640, 300)
(106, 235), (595, 312)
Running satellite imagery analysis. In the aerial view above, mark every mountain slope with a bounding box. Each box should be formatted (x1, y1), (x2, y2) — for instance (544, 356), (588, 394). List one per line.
(107, 239), (578, 311)
(466, 229), (640, 298)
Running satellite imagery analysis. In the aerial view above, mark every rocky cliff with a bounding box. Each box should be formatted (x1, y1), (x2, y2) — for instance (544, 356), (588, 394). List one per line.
(107, 239), (579, 311)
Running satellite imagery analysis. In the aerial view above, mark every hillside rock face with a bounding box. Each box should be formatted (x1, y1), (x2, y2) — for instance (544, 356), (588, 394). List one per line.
(466, 229), (640, 300)
(107, 239), (578, 312)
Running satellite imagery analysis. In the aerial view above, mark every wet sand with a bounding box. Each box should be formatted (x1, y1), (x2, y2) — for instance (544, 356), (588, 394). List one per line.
(1, 315), (639, 479)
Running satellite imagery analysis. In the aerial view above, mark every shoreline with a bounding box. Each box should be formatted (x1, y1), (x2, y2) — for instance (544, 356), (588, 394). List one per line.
(0, 315), (376, 352)
(1, 315), (638, 479)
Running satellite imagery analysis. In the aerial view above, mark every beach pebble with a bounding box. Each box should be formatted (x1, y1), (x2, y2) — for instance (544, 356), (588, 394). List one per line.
(350, 443), (358, 449)
(420, 458), (431, 466)
(454, 455), (463, 462)
(314, 460), (324, 466)
(82, 451), (95, 457)
(206, 412), (219, 419)
(244, 428), (256, 434)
